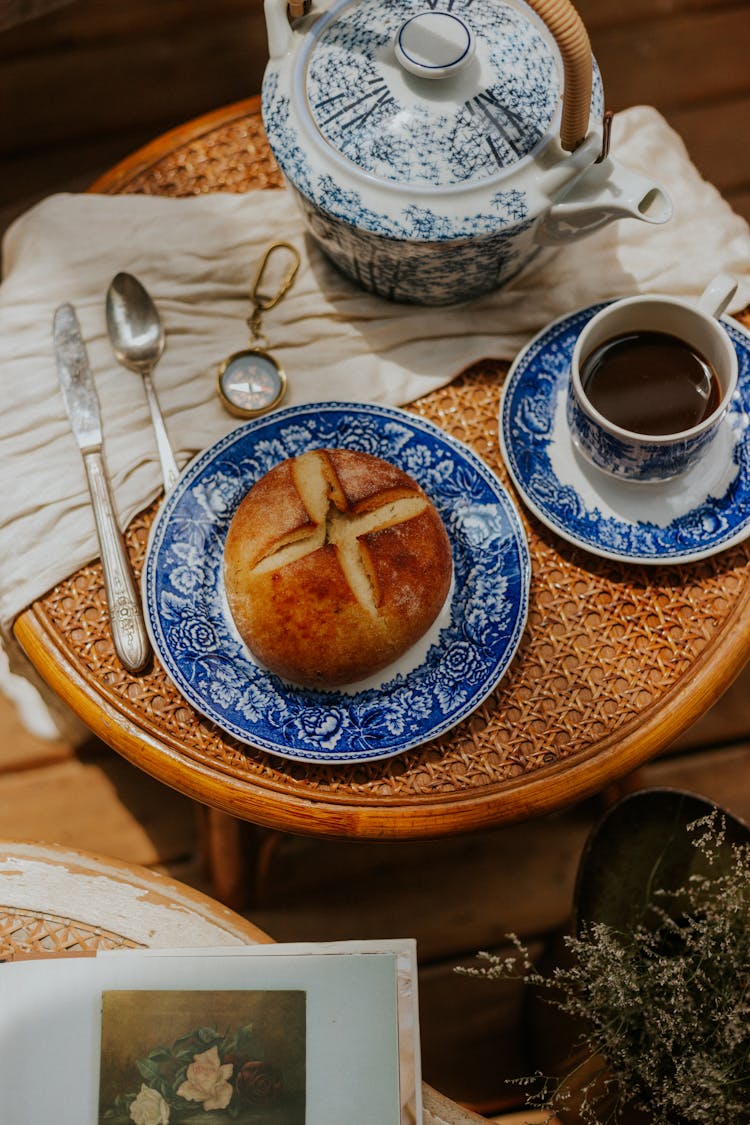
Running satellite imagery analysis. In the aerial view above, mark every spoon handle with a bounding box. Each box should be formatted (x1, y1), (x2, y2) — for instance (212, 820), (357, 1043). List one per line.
(143, 370), (180, 491)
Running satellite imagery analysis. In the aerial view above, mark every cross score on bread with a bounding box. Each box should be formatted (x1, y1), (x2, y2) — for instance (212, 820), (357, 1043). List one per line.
(223, 448), (453, 686)
(252, 452), (432, 614)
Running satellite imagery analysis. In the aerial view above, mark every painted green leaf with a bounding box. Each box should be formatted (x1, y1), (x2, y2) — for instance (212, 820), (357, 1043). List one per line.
(173, 1032), (198, 1050)
(136, 1058), (160, 1082)
(148, 1046), (172, 1062)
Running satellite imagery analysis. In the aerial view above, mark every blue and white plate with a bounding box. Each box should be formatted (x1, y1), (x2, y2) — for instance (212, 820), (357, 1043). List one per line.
(500, 304), (750, 565)
(144, 402), (530, 764)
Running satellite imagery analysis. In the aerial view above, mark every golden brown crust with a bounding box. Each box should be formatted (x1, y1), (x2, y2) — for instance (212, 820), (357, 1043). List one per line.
(325, 447), (419, 512)
(223, 448), (452, 687)
(231, 457), (314, 570)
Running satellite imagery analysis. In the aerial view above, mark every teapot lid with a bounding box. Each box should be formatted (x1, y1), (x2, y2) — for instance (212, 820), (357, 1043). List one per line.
(299, 0), (562, 188)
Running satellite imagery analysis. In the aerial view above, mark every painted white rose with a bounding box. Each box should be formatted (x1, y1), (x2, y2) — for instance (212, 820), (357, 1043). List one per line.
(177, 1044), (233, 1111)
(129, 1084), (169, 1125)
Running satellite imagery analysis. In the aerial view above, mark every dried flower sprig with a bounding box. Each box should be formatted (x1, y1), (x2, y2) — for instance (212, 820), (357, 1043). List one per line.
(461, 814), (750, 1124)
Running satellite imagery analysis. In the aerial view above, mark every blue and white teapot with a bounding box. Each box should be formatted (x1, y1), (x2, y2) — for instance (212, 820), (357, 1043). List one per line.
(261, 0), (672, 305)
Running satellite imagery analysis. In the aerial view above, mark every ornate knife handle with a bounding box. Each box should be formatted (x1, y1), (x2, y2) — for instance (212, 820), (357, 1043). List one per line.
(82, 450), (151, 673)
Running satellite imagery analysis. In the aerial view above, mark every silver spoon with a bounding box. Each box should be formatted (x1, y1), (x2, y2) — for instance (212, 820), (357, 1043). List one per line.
(106, 272), (180, 492)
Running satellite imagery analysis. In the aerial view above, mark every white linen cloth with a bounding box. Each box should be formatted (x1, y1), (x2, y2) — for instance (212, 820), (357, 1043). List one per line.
(2, 104), (750, 736)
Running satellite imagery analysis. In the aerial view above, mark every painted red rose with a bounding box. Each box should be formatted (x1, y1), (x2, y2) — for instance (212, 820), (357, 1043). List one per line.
(235, 1061), (283, 1104)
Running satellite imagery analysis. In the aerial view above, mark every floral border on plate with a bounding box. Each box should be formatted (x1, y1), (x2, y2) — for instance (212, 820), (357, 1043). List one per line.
(144, 402), (530, 763)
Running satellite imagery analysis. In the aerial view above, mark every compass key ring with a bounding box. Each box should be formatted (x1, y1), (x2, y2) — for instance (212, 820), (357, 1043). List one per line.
(217, 241), (301, 419)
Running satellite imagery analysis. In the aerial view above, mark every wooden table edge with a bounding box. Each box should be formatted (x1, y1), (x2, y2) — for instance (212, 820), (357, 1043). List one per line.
(0, 836), (272, 945)
(15, 588), (750, 838)
(89, 96), (264, 195)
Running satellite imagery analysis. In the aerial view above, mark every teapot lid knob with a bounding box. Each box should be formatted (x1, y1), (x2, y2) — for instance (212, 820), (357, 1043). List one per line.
(394, 11), (476, 80)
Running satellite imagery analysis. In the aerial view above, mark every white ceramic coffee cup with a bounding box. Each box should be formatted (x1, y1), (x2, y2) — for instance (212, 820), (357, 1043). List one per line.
(567, 274), (739, 482)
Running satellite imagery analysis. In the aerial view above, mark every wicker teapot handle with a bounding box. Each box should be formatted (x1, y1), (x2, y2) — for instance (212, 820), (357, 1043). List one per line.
(527, 0), (592, 151)
(287, 0), (593, 152)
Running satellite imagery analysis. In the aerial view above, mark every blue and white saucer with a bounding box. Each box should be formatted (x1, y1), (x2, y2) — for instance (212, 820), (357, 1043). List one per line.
(500, 304), (750, 564)
(144, 402), (530, 764)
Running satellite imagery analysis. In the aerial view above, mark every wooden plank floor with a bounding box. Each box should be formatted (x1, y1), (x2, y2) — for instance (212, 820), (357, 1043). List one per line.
(1, 0), (750, 1116)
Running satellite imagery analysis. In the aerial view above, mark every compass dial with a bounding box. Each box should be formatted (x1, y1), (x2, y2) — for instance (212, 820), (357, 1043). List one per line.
(217, 349), (287, 418)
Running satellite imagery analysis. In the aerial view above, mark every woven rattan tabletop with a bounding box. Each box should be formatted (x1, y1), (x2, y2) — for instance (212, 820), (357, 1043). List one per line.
(14, 96), (750, 839)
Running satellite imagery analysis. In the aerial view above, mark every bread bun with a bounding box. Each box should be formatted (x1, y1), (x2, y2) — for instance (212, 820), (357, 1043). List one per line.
(223, 447), (452, 687)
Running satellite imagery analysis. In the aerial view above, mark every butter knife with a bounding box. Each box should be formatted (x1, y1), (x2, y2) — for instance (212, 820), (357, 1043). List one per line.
(54, 304), (151, 673)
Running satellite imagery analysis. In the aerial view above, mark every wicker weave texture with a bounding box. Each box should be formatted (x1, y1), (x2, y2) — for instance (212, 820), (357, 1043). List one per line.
(0, 908), (140, 959)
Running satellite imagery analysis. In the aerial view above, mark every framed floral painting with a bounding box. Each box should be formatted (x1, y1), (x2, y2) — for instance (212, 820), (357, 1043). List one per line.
(98, 989), (306, 1124)
(1, 940), (413, 1123)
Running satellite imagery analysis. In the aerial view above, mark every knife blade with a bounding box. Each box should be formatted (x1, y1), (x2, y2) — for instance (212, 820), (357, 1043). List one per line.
(54, 304), (151, 673)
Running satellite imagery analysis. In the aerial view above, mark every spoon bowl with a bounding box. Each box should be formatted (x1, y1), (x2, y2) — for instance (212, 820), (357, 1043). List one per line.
(107, 272), (166, 371)
(106, 272), (179, 492)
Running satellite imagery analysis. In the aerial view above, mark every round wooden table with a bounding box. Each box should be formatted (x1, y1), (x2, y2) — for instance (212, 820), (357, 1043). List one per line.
(13, 96), (750, 840)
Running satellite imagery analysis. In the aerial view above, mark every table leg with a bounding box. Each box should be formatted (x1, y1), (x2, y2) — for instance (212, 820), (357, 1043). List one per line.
(195, 807), (261, 911)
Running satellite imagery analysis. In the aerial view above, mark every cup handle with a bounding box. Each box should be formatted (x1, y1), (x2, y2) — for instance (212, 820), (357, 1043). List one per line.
(698, 272), (738, 320)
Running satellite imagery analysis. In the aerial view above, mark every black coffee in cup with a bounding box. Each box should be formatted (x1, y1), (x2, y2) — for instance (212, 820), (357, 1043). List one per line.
(580, 330), (721, 436)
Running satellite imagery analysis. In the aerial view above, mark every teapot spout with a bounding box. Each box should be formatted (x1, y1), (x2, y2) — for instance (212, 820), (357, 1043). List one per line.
(536, 156), (672, 246)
